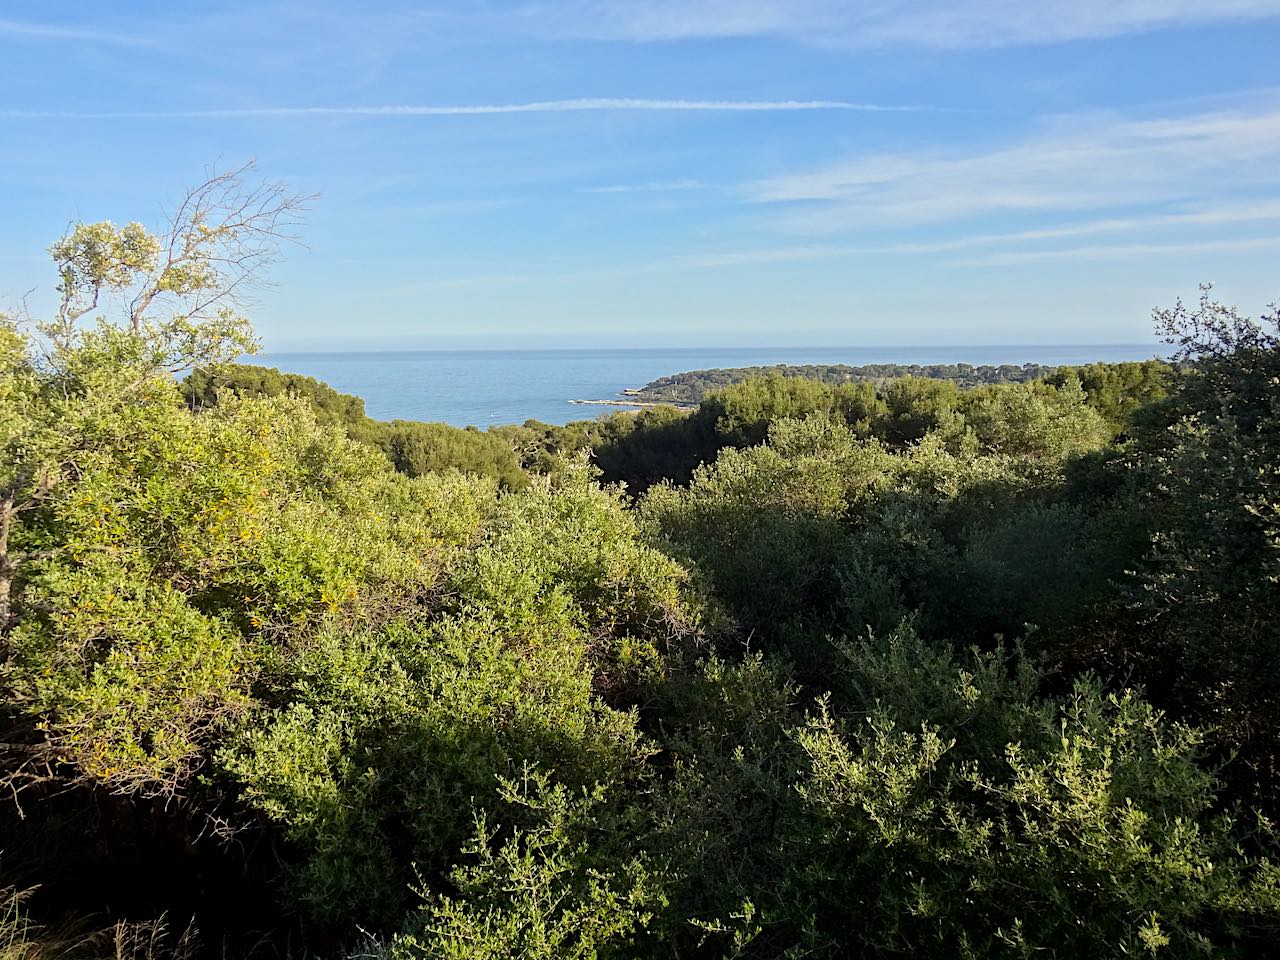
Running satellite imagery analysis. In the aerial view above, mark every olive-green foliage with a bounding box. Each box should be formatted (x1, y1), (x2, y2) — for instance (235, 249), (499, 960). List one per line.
(10, 346), (704, 917)
(1120, 290), (1280, 785)
(6, 378), (485, 792)
(960, 379), (1113, 461)
(384, 771), (662, 960)
(219, 462), (702, 925)
(590, 406), (710, 492)
(520, 375), (889, 496)
(640, 405), (1119, 652)
(874, 375), (961, 446)
(184, 362), (368, 429)
(575, 363), (1148, 495)
(642, 416), (894, 645)
(779, 629), (1280, 958)
(703, 373), (884, 448)
(4, 293), (701, 934)
(501, 408), (713, 491)
(220, 616), (645, 926)
(7, 207), (1277, 960)
(634, 360), (1059, 405)
(182, 363), (529, 489)
(1044, 359), (1173, 427)
(642, 653), (807, 955)
(952, 495), (1141, 638)
(377, 420), (528, 490)
(636, 630), (1280, 959)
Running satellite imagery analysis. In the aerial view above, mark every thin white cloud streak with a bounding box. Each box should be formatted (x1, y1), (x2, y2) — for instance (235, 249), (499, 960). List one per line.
(750, 106), (1280, 231)
(677, 246), (850, 268)
(0, 17), (159, 47)
(0, 98), (923, 121)
(674, 201), (1280, 268)
(386, 200), (1280, 285)
(954, 236), (1280, 267)
(0, 17), (156, 46)
(514, 0), (1280, 48)
(582, 179), (703, 194)
(887, 201), (1280, 251)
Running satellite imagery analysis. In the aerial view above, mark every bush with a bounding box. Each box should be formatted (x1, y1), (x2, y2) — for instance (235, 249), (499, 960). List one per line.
(376, 420), (528, 490)
(384, 771), (662, 960)
(1120, 289), (1280, 790)
(782, 629), (1279, 957)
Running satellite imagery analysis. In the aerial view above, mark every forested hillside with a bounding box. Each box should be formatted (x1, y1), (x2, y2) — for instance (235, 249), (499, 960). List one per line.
(3, 175), (1279, 959)
(631, 360), (1066, 404)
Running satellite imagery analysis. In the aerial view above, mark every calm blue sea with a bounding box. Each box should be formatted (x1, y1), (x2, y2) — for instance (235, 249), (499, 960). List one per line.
(257, 345), (1166, 429)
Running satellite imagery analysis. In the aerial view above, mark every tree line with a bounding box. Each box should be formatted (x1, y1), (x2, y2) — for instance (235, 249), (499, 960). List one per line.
(632, 360), (1071, 404)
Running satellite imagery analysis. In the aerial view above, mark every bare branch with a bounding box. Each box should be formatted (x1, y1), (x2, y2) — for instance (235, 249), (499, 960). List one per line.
(1155, 283), (1280, 364)
(127, 160), (315, 332)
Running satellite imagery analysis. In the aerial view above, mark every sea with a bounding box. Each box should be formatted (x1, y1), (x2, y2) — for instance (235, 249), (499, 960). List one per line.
(257, 345), (1166, 429)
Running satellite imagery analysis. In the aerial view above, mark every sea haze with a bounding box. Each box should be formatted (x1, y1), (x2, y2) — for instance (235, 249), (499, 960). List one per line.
(258, 345), (1165, 429)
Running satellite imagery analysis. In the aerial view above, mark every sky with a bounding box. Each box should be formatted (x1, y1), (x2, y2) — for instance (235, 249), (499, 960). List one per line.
(2, 1), (1279, 350)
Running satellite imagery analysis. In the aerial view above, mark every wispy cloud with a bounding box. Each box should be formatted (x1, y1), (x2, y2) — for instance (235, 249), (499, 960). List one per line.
(393, 196), (1280, 280)
(672, 201), (1280, 267)
(675, 245), (850, 268)
(925, 200), (1280, 247)
(749, 105), (1280, 231)
(0, 16), (159, 48)
(581, 179), (703, 194)
(955, 236), (1280, 267)
(0, 98), (922, 121)
(512, 1), (1280, 48)
(322, 199), (1280, 294)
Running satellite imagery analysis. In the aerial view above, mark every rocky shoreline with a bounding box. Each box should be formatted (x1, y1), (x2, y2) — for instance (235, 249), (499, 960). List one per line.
(568, 398), (694, 409)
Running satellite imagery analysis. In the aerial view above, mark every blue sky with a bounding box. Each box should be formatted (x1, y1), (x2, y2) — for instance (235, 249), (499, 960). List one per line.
(2, 1), (1279, 350)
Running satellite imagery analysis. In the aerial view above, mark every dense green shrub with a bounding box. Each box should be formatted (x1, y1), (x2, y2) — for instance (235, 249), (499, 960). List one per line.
(184, 362), (369, 430)
(575, 362), (1151, 495)
(1119, 289), (1280, 789)
(1043, 359), (1173, 427)
(779, 629), (1280, 958)
(642, 416), (892, 645)
(183, 363), (529, 489)
(383, 771), (662, 960)
(640, 408), (1112, 650)
(960, 379), (1113, 461)
(624, 631), (1280, 958)
(377, 419), (528, 490)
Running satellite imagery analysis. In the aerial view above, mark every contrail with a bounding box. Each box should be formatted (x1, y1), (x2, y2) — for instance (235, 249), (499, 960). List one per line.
(0, 98), (928, 120)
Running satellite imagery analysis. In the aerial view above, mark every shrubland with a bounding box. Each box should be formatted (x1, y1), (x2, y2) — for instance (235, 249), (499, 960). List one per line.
(185, 364), (528, 490)
(2, 174), (1276, 959)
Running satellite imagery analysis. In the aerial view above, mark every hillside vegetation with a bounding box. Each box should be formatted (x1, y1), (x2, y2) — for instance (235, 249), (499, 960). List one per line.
(501, 357), (1171, 493)
(631, 360), (1068, 404)
(185, 364), (528, 490)
(2, 175), (1278, 959)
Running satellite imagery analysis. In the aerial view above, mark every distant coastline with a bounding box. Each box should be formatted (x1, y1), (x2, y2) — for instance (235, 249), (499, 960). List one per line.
(571, 359), (1104, 409)
(569, 398), (695, 410)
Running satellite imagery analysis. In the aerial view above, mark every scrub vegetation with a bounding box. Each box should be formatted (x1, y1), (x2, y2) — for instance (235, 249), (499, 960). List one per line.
(3, 170), (1278, 958)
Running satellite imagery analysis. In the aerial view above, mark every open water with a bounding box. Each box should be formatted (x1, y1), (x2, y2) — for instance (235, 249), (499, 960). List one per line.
(258, 345), (1165, 428)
